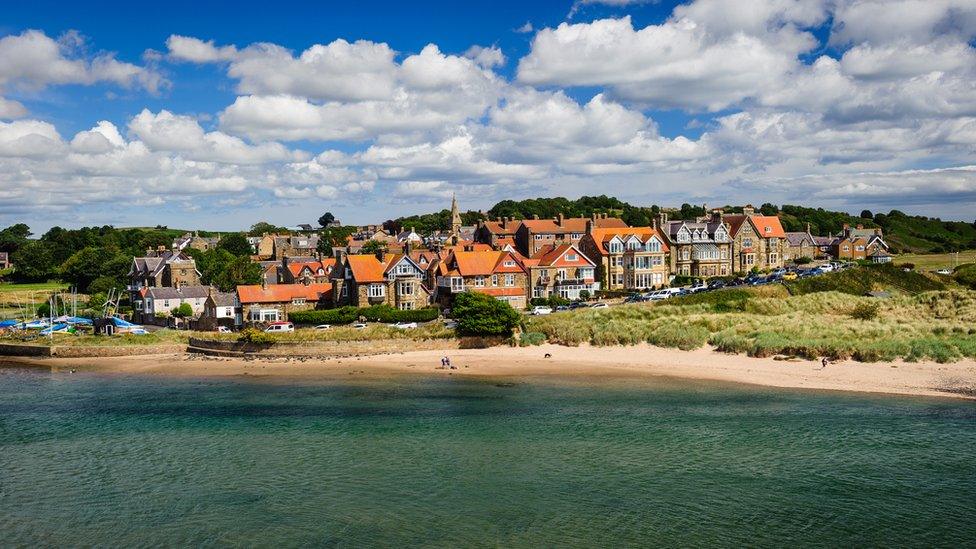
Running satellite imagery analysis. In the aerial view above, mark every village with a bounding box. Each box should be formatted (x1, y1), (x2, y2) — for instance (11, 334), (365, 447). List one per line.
(125, 196), (893, 332)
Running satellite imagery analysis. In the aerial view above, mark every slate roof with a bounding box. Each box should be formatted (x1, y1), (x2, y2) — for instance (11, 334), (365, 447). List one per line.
(145, 285), (213, 300)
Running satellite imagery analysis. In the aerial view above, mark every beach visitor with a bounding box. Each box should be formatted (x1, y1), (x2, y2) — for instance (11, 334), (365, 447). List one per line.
(821, 357), (829, 369)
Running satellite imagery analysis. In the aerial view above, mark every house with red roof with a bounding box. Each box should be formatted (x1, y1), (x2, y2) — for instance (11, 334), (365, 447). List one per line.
(435, 249), (529, 309)
(579, 226), (670, 291)
(722, 205), (787, 272)
(236, 281), (332, 323)
(515, 213), (628, 257)
(525, 244), (600, 300)
(332, 252), (431, 310)
(280, 257), (335, 284)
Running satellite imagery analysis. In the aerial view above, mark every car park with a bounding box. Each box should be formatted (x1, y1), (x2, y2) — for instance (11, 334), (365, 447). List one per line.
(264, 321), (294, 333)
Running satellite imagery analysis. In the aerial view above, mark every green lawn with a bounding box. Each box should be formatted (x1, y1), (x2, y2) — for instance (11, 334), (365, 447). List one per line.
(898, 250), (976, 271)
(0, 281), (67, 293)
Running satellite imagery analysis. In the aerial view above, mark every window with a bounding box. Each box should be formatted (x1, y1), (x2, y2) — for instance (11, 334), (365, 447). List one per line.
(341, 285), (348, 297)
(651, 256), (662, 266)
(491, 275), (498, 286)
(571, 233), (582, 240)
(578, 268), (594, 279)
(398, 281), (414, 295)
(225, 307), (234, 316)
(721, 248), (728, 259)
(474, 275), (485, 287)
(682, 249), (690, 260)
(842, 245), (850, 251)
(855, 245), (865, 251)
(768, 254), (778, 263)
(746, 254), (755, 265)
(721, 265), (728, 275)
(505, 274), (515, 287)
(627, 239), (641, 250)
(398, 302), (414, 310)
(451, 277), (464, 292)
(163, 300), (170, 308)
(646, 238), (661, 252)
(609, 241), (623, 253)
(653, 273), (663, 285)
(504, 260), (515, 267)
(292, 298), (306, 305)
(533, 286), (546, 298)
(556, 269), (567, 280)
(534, 234), (544, 240)
(566, 253), (578, 261)
(368, 284), (385, 298)
(743, 238), (753, 248)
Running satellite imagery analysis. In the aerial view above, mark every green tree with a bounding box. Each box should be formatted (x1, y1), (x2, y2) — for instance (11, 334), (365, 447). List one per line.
(860, 209), (873, 219)
(11, 240), (56, 281)
(190, 248), (236, 285)
(0, 223), (31, 253)
(213, 256), (262, 292)
(451, 291), (521, 336)
(60, 247), (106, 292)
(248, 221), (287, 236)
(88, 275), (122, 295)
(318, 212), (336, 227)
(360, 239), (387, 255)
(171, 302), (194, 318)
(759, 203), (779, 216)
(217, 233), (254, 257)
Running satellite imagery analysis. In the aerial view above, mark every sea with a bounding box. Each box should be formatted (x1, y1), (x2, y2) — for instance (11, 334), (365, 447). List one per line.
(1, 366), (974, 547)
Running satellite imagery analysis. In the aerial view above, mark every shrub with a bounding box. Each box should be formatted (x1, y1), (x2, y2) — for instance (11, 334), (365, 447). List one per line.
(794, 256), (812, 265)
(578, 289), (590, 300)
(849, 302), (880, 320)
(171, 302), (193, 318)
(520, 332), (547, 346)
(237, 327), (275, 344)
(452, 291), (521, 336)
(288, 306), (438, 325)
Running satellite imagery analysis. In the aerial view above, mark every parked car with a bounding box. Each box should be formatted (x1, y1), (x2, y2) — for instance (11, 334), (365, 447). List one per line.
(817, 263), (835, 272)
(770, 268), (787, 277)
(216, 326), (232, 333)
(390, 322), (418, 329)
(781, 272), (798, 281)
(569, 302), (590, 309)
(708, 279), (727, 290)
(531, 306), (553, 315)
(314, 324), (332, 330)
(591, 302), (609, 309)
(352, 322), (368, 329)
(688, 282), (708, 293)
(645, 290), (671, 301)
(555, 305), (570, 311)
(936, 268), (952, 275)
(264, 321), (294, 333)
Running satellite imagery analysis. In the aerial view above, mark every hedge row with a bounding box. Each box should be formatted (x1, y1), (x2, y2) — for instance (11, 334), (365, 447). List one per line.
(289, 305), (439, 325)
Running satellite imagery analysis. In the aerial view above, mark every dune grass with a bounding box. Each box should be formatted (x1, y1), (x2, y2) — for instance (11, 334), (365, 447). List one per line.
(526, 289), (976, 363)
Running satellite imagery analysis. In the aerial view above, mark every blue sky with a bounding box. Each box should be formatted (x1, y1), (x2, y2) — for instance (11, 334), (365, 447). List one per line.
(1, 0), (975, 231)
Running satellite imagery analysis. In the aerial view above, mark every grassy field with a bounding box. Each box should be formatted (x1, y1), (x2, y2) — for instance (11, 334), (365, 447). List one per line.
(0, 282), (70, 320)
(897, 250), (976, 271)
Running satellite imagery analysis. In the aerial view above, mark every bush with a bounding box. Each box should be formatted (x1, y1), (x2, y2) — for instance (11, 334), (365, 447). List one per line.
(452, 291), (521, 336)
(288, 306), (438, 325)
(171, 302), (194, 318)
(237, 327), (275, 344)
(520, 332), (547, 346)
(578, 289), (590, 300)
(849, 302), (880, 320)
(794, 256), (812, 265)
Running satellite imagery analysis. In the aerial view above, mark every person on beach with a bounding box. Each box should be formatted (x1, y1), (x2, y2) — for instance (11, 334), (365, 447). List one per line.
(821, 357), (829, 369)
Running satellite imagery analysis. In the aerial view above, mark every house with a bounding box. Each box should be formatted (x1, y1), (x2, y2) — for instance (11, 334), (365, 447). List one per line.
(128, 248), (201, 291)
(173, 232), (220, 252)
(395, 227), (423, 245)
(515, 213), (628, 257)
(833, 225), (891, 262)
(254, 233), (320, 260)
(198, 290), (241, 330)
(784, 224), (820, 262)
(132, 285), (213, 324)
(237, 281), (332, 323)
(332, 252), (431, 310)
(722, 206), (788, 272)
(524, 243), (600, 300)
(435, 249), (529, 309)
(657, 213), (733, 277)
(473, 218), (521, 249)
(280, 257), (335, 284)
(579, 226), (669, 291)
(0, 251), (10, 270)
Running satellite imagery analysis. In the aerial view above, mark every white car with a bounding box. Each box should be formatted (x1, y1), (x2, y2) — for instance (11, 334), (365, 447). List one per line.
(314, 324), (332, 330)
(817, 263), (835, 272)
(688, 282), (708, 293)
(389, 322), (418, 329)
(264, 322), (294, 333)
(531, 306), (553, 315)
(443, 320), (458, 329)
(352, 322), (368, 330)
(217, 326), (231, 333)
(936, 268), (952, 275)
(646, 290), (671, 301)
(591, 302), (609, 309)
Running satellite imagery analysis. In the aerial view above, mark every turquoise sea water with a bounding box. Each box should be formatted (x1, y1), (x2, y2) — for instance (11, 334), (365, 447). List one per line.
(1, 367), (975, 547)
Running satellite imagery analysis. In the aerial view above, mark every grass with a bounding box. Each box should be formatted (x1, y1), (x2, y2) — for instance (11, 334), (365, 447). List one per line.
(784, 263), (945, 296)
(0, 282), (73, 320)
(0, 281), (67, 293)
(526, 286), (976, 363)
(897, 250), (976, 271)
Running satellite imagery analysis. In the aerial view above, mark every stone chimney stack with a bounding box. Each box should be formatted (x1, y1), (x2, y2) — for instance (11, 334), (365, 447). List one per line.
(585, 219), (594, 234)
(742, 205), (755, 216)
(558, 213), (565, 226)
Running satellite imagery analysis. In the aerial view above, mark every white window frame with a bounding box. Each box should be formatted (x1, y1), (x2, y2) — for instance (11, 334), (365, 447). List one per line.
(505, 274), (515, 287)
(368, 284), (385, 298)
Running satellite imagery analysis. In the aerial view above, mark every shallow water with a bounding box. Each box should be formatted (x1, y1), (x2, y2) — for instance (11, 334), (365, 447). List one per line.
(1, 367), (975, 547)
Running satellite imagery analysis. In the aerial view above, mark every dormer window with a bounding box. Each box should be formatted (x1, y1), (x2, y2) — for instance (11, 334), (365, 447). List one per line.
(504, 260), (516, 267)
(566, 253), (578, 261)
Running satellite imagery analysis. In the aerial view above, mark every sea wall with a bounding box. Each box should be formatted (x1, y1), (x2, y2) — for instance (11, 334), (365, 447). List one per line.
(187, 336), (505, 357)
(0, 343), (185, 358)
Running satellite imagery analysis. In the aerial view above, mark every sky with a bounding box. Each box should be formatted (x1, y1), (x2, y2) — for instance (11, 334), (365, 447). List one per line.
(2, 0), (976, 232)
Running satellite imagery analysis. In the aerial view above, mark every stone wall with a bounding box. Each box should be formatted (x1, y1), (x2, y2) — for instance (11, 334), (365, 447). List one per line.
(0, 343), (185, 358)
(188, 336), (504, 357)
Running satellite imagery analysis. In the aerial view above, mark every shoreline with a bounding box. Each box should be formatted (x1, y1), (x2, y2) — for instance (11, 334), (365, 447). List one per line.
(3, 343), (976, 400)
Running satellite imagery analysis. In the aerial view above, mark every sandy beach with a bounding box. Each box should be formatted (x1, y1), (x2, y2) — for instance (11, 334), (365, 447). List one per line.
(4, 343), (976, 400)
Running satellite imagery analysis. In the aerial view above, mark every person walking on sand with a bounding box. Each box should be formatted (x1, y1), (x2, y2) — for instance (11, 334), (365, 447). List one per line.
(821, 356), (829, 369)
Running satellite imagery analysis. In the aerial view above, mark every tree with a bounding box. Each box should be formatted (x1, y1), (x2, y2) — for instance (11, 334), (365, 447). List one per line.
(171, 302), (193, 318)
(248, 221), (286, 236)
(60, 247), (106, 292)
(860, 209), (873, 219)
(578, 289), (591, 301)
(360, 239), (387, 255)
(217, 233), (254, 257)
(11, 241), (56, 281)
(213, 256), (262, 292)
(88, 275), (122, 295)
(0, 223), (31, 253)
(451, 291), (521, 336)
(318, 212), (336, 227)
(759, 203), (779, 216)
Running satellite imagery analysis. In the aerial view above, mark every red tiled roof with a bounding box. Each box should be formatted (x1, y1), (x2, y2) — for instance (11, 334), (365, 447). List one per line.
(521, 217), (627, 234)
(450, 250), (525, 276)
(346, 254), (386, 283)
(237, 283), (332, 304)
(287, 259), (335, 277)
(750, 215), (786, 238)
(531, 243), (596, 267)
(587, 227), (668, 255)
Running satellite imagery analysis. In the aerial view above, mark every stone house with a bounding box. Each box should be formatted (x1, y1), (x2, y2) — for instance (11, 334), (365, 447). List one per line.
(579, 226), (670, 291)
(280, 257), (335, 284)
(128, 248), (201, 290)
(0, 251), (10, 270)
(132, 285), (213, 324)
(523, 243), (600, 300)
(514, 214), (628, 257)
(435, 250), (529, 309)
(254, 234), (320, 260)
(173, 232), (220, 252)
(784, 225), (820, 262)
(722, 206), (788, 272)
(833, 225), (891, 262)
(474, 218), (521, 249)
(237, 281), (332, 323)
(332, 253), (431, 310)
(198, 290), (241, 330)
(658, 214), (733, 277)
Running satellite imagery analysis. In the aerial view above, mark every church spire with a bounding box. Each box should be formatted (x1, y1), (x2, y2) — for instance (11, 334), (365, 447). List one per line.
(450, 192), (462, 241)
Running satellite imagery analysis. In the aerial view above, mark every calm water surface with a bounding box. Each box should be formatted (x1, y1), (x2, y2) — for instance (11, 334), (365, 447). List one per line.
(1, 366), (975, 547)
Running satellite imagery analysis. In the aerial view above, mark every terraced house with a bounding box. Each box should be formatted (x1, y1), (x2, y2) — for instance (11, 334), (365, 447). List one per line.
(435, 250), (528, 309)
(657, 213), (732, 277)
(722, 206), (788, 272)
(515, 213), (628, 256)
(524, 243), (600, 300)
(580, 226), (670, 291)
(332, 252), (430, 310)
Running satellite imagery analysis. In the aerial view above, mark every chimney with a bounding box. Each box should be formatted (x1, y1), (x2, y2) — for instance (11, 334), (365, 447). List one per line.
(875, 228), (881, 236)
(261, 277), (267, 290)
(742, 205), (755, 216)
(376, 248), (386, 263)
(405, 239), (413, 255)
(558, 213), (565, 226)
(585, 219), (594, 234)
(652, 218), (658, 230)
(842, 223), (850, 231)
(592, 213), (598, 222)
(157, 245), (166, 252)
